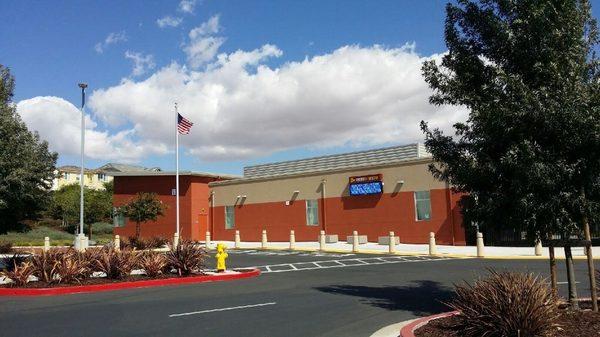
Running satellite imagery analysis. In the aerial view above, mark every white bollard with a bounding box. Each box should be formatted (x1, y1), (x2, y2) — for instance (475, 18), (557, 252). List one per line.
(114, 235), (120, 251)
(234, 230), (241, 249)
(205, 231), (211, 249)
(476, 232), (485, 257)
(79, 235), (86, 252)
(289, 230), (296, 250)
(261, 229), (268, 249)
(43, 236), (50, 252)
(388, 231), (395, 254)
(429, 232), (437, 255)
(319, 230), (326, 251)
(352, 231), (359, 253)
(535, 240), (543, 256)
(173, 232), (179, 248)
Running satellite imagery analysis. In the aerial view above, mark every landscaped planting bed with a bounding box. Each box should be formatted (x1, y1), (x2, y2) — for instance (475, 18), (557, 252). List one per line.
(411, 270), (600, 337)
(0, 239), (255, 293)
(415, 306), (600, 337)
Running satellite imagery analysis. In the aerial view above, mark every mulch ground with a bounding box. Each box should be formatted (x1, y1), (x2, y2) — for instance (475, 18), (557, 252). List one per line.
(415, 306), (600, 337)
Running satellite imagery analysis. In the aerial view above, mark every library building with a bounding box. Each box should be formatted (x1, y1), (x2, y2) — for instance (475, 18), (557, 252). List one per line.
(112, 143), (466, 245)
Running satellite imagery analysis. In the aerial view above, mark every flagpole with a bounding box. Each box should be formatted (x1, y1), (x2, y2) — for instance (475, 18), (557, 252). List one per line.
(175, 103), (180, 237)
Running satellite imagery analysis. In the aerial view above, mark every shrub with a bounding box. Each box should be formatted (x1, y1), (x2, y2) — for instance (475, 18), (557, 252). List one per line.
(94, 248), (138, 279)
(1, 254), (30, 272)
(124, 236), (168, 250)
(448, 270), (559, 337)
(30, 249), (64, 283)
(0, 241), (13, 254)
(1, 261), (34, 287)
(139, 252), (167, 277)
(166, 240), (205, 276)
(54, 251), (91, 284)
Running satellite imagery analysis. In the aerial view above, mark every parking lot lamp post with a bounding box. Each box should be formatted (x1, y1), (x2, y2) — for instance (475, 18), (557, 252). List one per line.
(77, 83), (88, 248)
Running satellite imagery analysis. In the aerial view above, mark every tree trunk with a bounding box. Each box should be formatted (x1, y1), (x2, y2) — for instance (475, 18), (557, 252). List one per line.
(565, 245), (579, 309)
(580, 188), (598, 311)
(549, 245), (558, 297)
(135, 222), (141, 238)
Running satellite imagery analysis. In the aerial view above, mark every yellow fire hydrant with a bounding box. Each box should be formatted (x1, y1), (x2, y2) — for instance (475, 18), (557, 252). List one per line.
(215, 243), (228, 272)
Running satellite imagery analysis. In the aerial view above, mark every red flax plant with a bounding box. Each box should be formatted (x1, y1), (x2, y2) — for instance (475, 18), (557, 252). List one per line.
(94, 247), (139, 280)
(30, 249), (64, 284)
(166, 239), (205, 276)
(1, 260), (34, 287)
(448, 270), (560, 337)
(138, 252), (167, 277)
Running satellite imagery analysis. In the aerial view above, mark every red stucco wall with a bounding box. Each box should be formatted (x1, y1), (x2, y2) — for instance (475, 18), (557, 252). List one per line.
(212, 188), (466, 245)
(113, 175), (218, 241)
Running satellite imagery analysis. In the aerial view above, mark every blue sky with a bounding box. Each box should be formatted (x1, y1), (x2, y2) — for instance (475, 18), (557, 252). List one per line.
(2, 1), (598, 175)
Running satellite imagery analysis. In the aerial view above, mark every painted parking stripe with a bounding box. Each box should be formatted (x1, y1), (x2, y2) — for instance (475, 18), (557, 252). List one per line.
(254, 256), (459, 274)
(169, 302), (277, 317)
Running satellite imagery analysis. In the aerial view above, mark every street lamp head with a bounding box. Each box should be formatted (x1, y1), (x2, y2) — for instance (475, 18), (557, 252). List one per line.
(78, 83), (88, 89)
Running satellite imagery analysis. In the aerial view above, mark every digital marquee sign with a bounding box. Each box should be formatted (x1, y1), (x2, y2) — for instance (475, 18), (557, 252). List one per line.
(349, 174), (383, 196)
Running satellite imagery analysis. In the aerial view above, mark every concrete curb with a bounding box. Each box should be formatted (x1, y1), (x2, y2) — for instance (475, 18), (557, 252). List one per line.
(399, 311), (459, 337)
(0, 268), (260, 296)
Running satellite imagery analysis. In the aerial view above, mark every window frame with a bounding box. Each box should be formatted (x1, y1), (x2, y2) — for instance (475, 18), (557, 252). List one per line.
(224, 205), (235, 229)
(305, 199), (319, 226)
(414, 190), (432, 221)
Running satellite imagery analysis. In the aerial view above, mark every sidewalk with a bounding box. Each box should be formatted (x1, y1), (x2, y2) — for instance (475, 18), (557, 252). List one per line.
(213, 240), (600, 259)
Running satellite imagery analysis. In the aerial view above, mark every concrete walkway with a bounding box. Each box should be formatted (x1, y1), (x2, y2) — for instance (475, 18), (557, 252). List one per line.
(212, 240), (599, 259)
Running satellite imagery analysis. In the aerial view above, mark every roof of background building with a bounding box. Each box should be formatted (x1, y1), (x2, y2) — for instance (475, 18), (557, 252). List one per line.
(242, 143), (430, 179)
(57, 163), (162, 175)
(110, 171), (240, 180)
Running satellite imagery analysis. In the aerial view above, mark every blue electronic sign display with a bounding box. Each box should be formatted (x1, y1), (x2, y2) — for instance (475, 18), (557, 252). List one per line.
(349, 181), (383, 196)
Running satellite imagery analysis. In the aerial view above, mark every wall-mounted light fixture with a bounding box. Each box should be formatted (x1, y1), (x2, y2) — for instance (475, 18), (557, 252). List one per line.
(397, 180), (405, 185)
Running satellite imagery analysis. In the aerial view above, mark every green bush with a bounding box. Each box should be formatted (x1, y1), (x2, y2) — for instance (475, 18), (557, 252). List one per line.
(448, 270), (559, 337)
(92, 222), (114, 235)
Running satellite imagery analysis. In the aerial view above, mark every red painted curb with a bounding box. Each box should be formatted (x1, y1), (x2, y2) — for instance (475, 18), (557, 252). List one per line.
(399, 311), (459, 337)
(0, 269), (260, 296)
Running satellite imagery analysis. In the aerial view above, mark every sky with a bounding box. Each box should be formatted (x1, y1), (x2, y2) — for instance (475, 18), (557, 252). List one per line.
(3, 1), (599, 175)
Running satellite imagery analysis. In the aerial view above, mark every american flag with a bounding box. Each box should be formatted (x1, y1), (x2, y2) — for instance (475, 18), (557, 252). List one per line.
(177, 113), (193, 134)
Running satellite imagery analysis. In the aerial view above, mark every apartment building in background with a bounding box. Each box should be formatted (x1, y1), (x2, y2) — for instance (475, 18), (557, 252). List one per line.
(52, 163), (161, 191)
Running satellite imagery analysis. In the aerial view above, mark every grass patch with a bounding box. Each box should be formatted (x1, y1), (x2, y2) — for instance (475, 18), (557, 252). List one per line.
(0, 222), (115, 246)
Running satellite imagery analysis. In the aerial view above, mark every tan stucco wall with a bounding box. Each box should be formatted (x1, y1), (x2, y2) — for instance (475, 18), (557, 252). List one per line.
(211, 160), (445, 207)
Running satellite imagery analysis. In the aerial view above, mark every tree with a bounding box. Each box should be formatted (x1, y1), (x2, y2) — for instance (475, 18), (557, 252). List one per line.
(118, 192), (165, 238)
(0, 65), (57, 233)
(420, 0), (599, 309)
(49, 184), (113, 239)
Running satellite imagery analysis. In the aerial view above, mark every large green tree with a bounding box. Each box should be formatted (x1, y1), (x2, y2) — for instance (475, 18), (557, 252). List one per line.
(0, 65), (57, 233)
(421, 0), (599, 308)
(49, 184), (113, 238)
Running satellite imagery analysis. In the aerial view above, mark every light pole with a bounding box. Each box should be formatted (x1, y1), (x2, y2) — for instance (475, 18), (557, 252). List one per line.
(78, 83), (88, 249)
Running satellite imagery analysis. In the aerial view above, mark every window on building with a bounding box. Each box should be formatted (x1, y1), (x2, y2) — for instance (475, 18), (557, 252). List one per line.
(306, 199), (319, 226)
(225, 206), (235, 229)
(64, 172), (70, 180)
(98, 173), (106, 181)
(414, 191), (432, 221)
(113, 208), (126, 227)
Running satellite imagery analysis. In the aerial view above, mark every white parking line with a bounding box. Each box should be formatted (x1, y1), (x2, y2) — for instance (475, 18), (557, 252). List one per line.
(169, 302), (277, 317)
(254, 256), (457, 274)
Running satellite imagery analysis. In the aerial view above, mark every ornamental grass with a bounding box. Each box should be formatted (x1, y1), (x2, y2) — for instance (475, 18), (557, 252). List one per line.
(448, 270), (559, 337)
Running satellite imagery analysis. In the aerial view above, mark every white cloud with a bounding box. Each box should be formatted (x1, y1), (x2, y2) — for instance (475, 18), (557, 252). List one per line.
(16, 96), (167, 163)
(178, 0), (197, 14)
(184, 15), (225, 68)
(94, 31), (127, 54)
(86, 44), (467, 162)
(124, 51), (156, 77)
(156, 16), (183, 28)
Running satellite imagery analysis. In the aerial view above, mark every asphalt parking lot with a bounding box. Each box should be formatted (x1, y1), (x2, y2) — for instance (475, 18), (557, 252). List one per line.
(0, 250), (594, 337)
